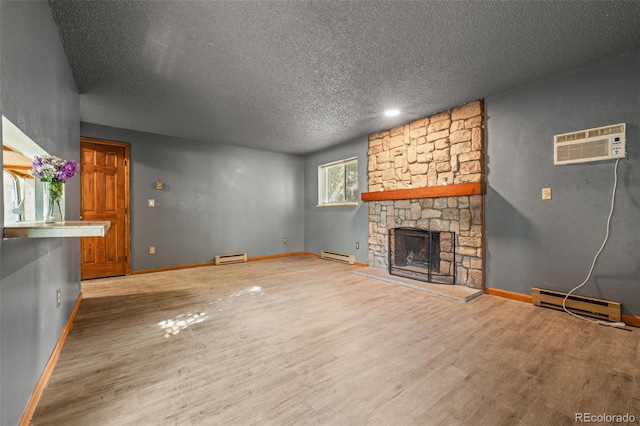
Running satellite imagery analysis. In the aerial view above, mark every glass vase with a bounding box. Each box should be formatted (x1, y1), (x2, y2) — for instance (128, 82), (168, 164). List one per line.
(43, 181), (65, 223)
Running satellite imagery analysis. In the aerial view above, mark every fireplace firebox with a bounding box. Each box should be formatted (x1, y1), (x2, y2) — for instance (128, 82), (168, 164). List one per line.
(389, 228), (455, 284)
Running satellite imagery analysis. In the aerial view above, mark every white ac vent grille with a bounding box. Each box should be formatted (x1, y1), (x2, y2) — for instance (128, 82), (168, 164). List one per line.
(554, 123), (625, 165)
(320, 250), (355, 265)
(556, 138), (608, 163)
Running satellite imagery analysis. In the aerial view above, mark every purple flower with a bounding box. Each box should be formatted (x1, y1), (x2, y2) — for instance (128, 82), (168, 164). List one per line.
(30, 155), (79, 183)
(57, 160), (79, 180)
(32, 156), (44, 168)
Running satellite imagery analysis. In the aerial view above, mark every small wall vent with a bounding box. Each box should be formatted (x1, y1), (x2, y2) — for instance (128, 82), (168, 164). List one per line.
(554, 123), (625, 165)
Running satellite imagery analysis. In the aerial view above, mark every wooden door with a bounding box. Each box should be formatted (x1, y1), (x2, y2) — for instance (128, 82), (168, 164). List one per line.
(80, 138), (130, 279)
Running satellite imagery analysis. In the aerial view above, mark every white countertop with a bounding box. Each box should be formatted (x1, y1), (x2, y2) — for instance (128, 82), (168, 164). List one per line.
(3, 221), (111, 239)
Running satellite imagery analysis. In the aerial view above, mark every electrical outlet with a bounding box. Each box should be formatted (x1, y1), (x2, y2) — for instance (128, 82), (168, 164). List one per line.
(542, 188), (552, 200)
(149, 246), (156, 255)
(56, 289), (61, 308)
(148, 198), (155, 207)
(283, 237), (287, 244)
(356, 242), (360, 250)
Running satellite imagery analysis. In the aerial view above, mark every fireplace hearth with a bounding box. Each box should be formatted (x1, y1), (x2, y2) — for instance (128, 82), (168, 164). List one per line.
(389, 228), (455, 284)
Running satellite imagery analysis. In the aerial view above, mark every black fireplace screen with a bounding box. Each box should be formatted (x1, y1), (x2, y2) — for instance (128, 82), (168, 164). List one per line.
(389, 228), (455, 284)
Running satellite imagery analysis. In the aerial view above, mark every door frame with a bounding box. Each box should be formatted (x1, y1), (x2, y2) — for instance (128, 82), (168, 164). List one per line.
(80, 136), (131, 276)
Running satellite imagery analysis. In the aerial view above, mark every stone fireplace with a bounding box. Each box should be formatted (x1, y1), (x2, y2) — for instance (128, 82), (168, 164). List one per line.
(363, 101), (484, 289)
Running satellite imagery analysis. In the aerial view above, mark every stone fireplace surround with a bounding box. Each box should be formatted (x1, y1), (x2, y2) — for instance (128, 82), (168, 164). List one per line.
(364, 101), (484, 289)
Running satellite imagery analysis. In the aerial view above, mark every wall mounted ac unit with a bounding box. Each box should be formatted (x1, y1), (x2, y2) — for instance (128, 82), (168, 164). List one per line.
(554, 123), (626, 165)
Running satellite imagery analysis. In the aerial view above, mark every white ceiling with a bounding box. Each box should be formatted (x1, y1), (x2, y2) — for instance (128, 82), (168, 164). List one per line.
(49, 1), (640, 155)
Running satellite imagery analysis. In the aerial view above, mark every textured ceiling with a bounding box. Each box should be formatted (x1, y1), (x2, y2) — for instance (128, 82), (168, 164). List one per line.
(49, 1), (640, 155)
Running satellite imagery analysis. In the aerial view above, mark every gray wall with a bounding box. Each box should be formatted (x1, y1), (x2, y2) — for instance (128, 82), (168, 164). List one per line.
(81, 123), (305, 270)
(0, 2), (4, 422)
(304, 137), (369, 264)
(485, 50), (640, 316)
(0, 1), (80, 425)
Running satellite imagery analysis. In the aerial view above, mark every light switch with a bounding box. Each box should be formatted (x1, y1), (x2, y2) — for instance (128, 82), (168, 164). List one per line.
(148, 199), (155, 207)
(542, 188), (552, 200)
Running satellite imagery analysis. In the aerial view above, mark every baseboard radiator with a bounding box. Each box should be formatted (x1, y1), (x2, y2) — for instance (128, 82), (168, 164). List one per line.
(320, 250), (355, 265)
(215, 253), (248, 265)
(532, 288), (621, 322)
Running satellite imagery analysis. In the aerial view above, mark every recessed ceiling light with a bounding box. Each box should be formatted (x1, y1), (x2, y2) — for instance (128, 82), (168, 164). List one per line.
(384, 109), (400, 117)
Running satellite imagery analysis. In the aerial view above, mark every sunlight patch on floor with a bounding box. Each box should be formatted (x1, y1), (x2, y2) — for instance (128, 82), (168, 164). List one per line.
(158, 311), (208, 338)
(229, 286), (264, 297)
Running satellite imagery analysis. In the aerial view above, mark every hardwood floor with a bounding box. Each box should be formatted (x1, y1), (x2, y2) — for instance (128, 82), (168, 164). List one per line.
(31, 255), (639, 425)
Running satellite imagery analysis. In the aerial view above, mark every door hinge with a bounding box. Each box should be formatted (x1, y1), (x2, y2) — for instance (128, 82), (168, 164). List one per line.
(124, 159), (127, 166)
(124, 207), (128, 214)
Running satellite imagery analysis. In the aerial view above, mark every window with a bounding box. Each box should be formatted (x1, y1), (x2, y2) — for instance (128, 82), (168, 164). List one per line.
(318, 157), (358, 206)
(3, 169), (36, 222)
(2, 116), (48, 223)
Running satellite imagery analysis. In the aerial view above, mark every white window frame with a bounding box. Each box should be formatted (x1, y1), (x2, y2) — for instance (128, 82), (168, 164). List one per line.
(317, 156), (358, 207)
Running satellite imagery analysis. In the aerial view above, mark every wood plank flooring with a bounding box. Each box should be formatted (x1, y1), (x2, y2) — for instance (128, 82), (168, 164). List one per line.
(31, 255), (639, 425)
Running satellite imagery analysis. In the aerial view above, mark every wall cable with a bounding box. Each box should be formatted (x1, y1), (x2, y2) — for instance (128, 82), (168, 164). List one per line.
(562, 158), (626, 328)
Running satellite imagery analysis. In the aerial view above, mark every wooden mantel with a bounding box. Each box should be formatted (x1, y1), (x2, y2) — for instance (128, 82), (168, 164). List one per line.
(361, 182), (484, 202)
